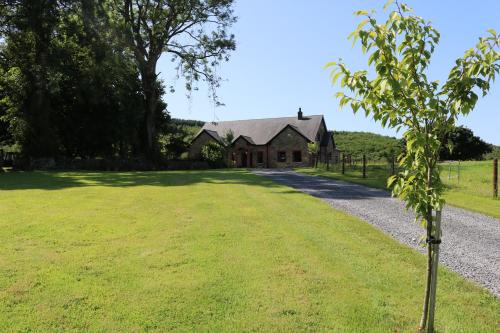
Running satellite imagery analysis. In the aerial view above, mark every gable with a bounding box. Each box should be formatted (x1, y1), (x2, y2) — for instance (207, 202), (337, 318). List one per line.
(191, 129), (223, 144)
(232, 136), (253, 147)
(269, 125), (311, 145)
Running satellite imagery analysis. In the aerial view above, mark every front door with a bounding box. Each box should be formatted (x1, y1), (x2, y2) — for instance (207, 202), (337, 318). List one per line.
(240, 151), (247, 167)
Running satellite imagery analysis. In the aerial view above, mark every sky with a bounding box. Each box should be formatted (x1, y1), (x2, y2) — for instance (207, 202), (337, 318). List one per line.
(157, 0), (500, 145)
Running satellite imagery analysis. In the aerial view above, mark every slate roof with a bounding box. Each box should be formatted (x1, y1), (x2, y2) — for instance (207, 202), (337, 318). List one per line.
(204, 129), (222, 143)
(198, 115), (324, 145)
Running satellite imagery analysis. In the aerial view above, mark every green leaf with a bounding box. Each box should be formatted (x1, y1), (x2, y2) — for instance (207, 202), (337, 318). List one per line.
(356, 19), (370, 32)
(354, 10), (369, 16)
(324, 61), (337, 69)
(383, 0), (395, 10)
(332, 71), (342, 84)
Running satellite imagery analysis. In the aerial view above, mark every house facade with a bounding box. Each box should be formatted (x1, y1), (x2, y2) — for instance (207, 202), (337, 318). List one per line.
(189, 109), (339, 168)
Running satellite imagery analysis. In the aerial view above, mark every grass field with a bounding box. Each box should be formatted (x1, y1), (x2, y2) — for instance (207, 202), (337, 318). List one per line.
(297, 160), (500, 219)
(0, 170), (498, 332)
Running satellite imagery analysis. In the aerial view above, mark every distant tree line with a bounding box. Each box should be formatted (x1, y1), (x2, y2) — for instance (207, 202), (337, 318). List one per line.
(334, 126), (494, 162)
(0, 0), (235, 166)
(439, 126), (492, 161)
(159, 118), (203, 160)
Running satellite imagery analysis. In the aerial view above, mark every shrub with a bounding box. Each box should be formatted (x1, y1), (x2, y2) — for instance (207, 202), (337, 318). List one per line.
(200, 142), (226, 167)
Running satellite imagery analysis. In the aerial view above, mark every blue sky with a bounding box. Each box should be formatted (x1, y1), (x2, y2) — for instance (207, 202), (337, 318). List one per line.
(158, 0), (500, 144)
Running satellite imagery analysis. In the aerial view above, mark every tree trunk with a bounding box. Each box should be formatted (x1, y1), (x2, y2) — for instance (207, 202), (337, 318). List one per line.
(419, 233), (433, 331)
(419, 167), (434, 332)
(427, 210), (442, 333)
(23, 1), (57, 158)
(141, 65), (159, 162)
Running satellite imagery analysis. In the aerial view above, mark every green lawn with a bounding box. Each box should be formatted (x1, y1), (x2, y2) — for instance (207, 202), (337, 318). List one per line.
(297, 160), (500, 219)
(0, 170), (498, 332)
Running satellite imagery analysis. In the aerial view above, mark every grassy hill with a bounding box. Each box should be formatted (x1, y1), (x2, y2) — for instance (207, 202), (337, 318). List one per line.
(170, 118), (204, 137)
(333, 131), (402, 161)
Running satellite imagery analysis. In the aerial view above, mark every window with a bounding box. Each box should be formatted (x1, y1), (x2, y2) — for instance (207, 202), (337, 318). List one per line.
(293, 151), (302, 162)
(257, 151), (264, 164)
(277, 151), (286, 162)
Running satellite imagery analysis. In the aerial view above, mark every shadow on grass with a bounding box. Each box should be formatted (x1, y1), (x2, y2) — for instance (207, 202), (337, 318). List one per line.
(0, 169), (281, 191)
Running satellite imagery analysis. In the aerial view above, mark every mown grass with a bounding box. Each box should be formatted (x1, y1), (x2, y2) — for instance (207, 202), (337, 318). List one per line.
(0, 170), (498, 332)
(297, 160), (500, 219)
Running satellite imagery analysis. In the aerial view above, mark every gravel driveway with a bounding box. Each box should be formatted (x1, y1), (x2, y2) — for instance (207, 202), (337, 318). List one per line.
(252, 169), (500, 297)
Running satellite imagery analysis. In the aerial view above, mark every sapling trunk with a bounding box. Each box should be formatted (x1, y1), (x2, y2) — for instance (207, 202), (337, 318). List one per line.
(419, 166), (434, 331)
(428, 210), (442, 333)
(419, 234), (433, 331)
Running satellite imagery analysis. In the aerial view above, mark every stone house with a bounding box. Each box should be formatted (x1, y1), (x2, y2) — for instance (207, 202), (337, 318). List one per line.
(189, 109), (339, 168)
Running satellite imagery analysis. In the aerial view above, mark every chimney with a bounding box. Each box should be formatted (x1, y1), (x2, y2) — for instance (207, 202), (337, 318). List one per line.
(298, 107), (303, 120)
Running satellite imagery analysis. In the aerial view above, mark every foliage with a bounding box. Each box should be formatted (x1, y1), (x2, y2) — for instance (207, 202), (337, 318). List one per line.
(327, 1), (500, 330)
(333, 131), (402, 160)
(114, 0), (236, 159)
(307, 142), (319, 155)
(0, 1), (236, 164)
(200, 141), (225, 167)
(171, 118), (205, 128)
(0, 170), (498, 332)
(440, 126), (492, 160)
(159, 118), (203, 159)
(221, 129), (235, 146)
(0, 0), (146, 159)
(484, 145), (500, 160)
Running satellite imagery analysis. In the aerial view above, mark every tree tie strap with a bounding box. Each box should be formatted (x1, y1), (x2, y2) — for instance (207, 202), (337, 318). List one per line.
(426, 237), (442, 244)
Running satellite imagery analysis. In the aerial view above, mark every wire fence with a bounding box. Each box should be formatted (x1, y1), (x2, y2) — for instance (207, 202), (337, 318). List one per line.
(441, 160), (498, 199)
(316, 156), (499, 199)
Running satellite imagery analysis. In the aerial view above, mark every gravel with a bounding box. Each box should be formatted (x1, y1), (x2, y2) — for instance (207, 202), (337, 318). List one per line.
(252, 169), (500, 297)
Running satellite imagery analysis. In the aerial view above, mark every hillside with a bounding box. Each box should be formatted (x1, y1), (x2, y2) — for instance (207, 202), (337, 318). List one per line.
(171, 118), (204, 134)
(333, 131), (402, 161)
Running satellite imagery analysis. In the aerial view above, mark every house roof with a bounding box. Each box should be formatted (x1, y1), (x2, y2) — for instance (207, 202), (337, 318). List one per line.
(199, 115), (324, 145)
(204, 129), (222, 143)
(233, 135), (255, 145)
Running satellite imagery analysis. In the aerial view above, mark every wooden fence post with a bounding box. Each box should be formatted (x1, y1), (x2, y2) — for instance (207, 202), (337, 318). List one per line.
(362, 154), (366, 178)
(494, 159), (498, 199)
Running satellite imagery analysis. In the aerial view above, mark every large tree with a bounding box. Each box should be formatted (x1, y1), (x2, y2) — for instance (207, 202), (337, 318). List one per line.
(115, 0), (236, 160)
(0, 0), (61, 157)
(327, 1), (499, 331)
(0, 0), (148, 161)
(440, 126), (492, 160)
(51, 0), (145, 158)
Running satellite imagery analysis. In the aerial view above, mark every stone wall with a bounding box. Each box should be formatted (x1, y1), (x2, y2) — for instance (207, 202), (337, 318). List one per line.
(231, 137), (267, 167)
(267, 127), (310, 168)
(188, 131), (215, 160)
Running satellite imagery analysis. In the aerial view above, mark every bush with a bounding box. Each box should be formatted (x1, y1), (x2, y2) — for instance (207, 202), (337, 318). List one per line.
(200, 142), (226, 167)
